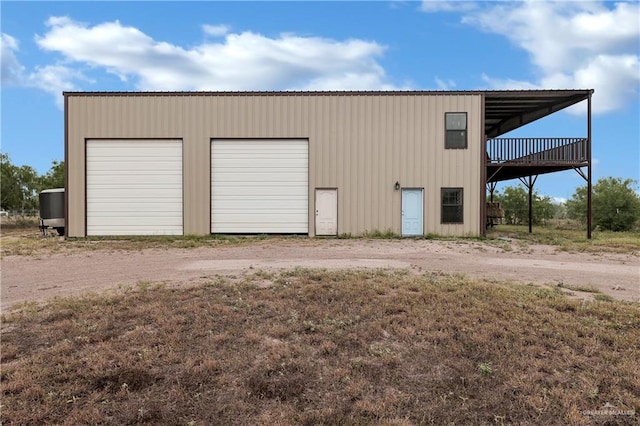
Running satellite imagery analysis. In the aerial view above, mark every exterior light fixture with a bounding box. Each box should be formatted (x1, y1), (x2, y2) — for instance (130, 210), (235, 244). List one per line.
(394, 181), (400, 190)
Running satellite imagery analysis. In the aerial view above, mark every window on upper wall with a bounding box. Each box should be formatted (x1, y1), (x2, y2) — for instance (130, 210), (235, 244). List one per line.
(441, 188), (464, 224)
(445, 112), (467, 149)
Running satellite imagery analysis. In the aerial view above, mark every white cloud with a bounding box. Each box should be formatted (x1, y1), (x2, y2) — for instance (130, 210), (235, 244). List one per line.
(202, 24), (230, 37)
(421, 1), (477, 13)
(551, 196), (567, 205)
(27, 65), (92, 108)
(1, 33), (25, 85)
(1, 32), (90, 108)
(541, 55), (639, 113)
(459, 1), (640, 114)
(32, 16), (398, 93)
(435, 76), (456, 90)
(480, 74), (539, 90)
(390, 1), (410, 10)
(295, 72), (400, 92)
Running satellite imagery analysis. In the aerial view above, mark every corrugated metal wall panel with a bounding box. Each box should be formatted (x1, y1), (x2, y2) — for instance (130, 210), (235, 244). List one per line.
(66, 93), (482, 237)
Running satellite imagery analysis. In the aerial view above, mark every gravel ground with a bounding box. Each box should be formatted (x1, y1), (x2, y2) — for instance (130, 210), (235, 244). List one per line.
(1, 238), (638, 311)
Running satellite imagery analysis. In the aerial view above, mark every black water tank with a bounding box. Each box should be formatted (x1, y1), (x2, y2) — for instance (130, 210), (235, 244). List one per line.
(39, 188), (65, 235)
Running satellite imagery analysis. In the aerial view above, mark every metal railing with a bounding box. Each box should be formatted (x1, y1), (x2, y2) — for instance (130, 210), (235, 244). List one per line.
(486, 138), (587, 164)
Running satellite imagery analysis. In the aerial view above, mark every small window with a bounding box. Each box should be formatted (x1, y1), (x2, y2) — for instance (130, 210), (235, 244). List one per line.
(442, 188), (463, 224)
(445, 112), (467, 149)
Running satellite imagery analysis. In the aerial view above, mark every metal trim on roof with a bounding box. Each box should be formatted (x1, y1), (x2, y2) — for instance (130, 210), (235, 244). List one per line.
(63, 89), (594, 97)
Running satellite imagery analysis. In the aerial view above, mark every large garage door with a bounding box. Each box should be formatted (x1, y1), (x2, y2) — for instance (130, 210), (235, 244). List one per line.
(87, 140), (183, 236)
(212, 139), (308, 233)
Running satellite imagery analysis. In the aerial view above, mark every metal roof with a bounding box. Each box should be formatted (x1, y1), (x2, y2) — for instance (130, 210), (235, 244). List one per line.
(483, 89), (592, 138)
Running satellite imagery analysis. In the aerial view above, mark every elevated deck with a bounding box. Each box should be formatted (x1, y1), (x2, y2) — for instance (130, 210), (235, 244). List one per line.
(480, 89), (593, 237)
(486, 138), (588, 182)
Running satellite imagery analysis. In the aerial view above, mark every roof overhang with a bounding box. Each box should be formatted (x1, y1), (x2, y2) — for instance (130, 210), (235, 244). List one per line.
(483, 89), (593, 138)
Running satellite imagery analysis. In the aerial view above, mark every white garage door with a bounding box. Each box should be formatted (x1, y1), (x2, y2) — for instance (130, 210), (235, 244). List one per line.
(212, 139), (308, 233)
(87, 140), (183, 236)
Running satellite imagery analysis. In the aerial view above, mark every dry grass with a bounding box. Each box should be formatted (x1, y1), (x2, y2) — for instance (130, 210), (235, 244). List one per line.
(557, 282), (602, 294)
(489, 225), (640, 255)
(0, 226), (284, 256)
(4, 222), (639, 257)
(2, 270), (638, 425)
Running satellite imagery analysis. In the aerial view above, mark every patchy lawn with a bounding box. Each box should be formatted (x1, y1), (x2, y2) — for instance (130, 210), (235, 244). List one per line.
(2, 270), (638, 425)
(488, 225), (640, 254)
(0, 227), (268, 256)
(3, 222), (639, 257)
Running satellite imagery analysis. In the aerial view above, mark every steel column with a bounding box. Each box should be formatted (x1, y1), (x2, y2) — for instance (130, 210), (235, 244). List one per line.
(481, 95), (487, 237)
(587, 92), (593, 239)
(528, 177), (533, 233)
(487, 181), (497, 202)
(519, 175), (538, 233)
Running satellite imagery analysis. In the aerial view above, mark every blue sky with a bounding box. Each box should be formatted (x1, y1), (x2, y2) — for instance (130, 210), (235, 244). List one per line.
(1, 1), (639, 202)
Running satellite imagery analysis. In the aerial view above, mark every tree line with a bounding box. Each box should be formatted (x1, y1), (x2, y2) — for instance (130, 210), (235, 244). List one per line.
(1, 153), (638, 230)
(491, 177), (640, 232)
(1, 154), (64, 212)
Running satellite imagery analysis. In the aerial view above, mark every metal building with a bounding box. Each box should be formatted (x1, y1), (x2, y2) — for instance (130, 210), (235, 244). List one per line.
(64, 90), (593, 238)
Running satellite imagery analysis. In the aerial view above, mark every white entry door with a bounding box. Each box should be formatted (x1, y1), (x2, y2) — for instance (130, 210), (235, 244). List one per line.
(402, 189), (423, 236)
(315, 189), (337, 236)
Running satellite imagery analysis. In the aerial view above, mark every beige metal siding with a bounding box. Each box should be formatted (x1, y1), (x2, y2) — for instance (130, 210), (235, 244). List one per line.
(66, 93), (482, 237)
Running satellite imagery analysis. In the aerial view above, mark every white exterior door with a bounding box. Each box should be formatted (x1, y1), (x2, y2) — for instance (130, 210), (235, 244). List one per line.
(402, 189), (423, 236)
(211, 139), (309, 233)
(86, 140), (183, 236)
(315, 189), (337, 236)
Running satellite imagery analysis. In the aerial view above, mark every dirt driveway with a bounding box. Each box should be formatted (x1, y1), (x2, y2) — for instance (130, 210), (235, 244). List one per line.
(1, 238), (638, 310)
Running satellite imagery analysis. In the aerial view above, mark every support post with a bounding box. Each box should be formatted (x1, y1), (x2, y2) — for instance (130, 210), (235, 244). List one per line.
(528, 176), (533, 234)
(587, 92), (593, 239)
(519, 176), (537, 234)
(487, 181), (497, 202)
(480, 98), (487, 237)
